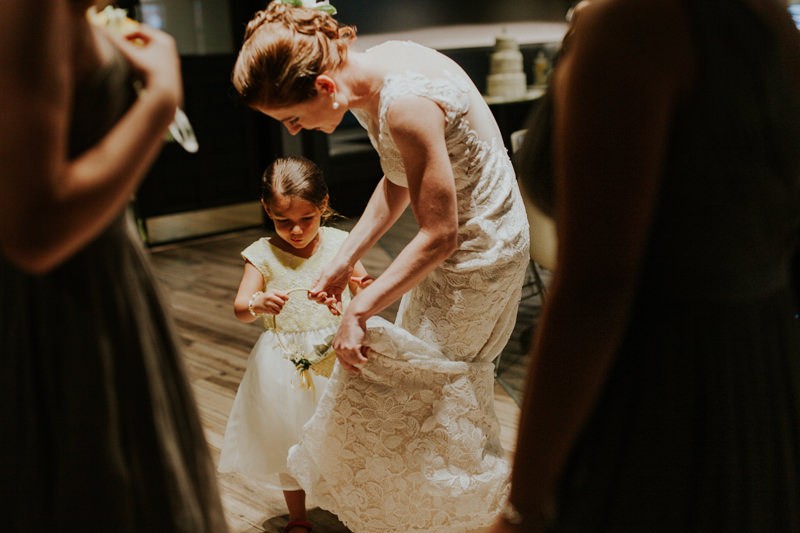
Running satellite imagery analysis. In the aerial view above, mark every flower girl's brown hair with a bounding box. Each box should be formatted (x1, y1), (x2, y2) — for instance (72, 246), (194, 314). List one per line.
(261, 156), (336, 224)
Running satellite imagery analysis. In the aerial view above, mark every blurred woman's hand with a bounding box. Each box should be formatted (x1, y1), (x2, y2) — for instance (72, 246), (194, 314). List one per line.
(103, 23), (182, 111)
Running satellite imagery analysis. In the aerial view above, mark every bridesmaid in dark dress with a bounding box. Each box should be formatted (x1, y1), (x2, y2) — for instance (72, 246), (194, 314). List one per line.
(0, 1), (227, 531)
(493, 0), (800, 531)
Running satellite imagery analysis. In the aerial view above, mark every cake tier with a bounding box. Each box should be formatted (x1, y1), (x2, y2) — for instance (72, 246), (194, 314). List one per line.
(486, 72), (527, 98)
(490, 53), (524, 74)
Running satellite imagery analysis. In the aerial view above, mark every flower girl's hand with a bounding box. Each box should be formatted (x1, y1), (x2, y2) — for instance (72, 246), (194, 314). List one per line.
(351, 274), (374, 289)
(258, 289), (289, 316)
(332, 313), (368, 374)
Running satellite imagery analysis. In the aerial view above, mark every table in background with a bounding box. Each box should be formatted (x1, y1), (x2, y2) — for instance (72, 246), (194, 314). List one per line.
(485, 87), (546, 151)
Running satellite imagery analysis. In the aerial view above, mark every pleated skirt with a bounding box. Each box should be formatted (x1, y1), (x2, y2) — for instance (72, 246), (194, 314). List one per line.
(0, 215), (227, 532)
(554, 286), (800, 532)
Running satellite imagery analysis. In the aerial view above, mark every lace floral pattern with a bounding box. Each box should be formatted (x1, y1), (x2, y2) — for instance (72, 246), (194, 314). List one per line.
(290, 54), (530, 531)
(289, 319), (510, 532)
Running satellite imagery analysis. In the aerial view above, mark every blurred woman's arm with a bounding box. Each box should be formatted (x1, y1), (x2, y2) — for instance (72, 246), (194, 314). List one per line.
(0, 4), (181, 274)
(499, 0), (695, 527)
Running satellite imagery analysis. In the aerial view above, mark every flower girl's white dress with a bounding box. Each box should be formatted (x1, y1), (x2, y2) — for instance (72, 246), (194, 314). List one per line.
(219, 226), (350, 490)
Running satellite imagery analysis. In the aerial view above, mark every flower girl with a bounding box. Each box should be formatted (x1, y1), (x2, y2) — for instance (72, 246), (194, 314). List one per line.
(219, 157), (371, 533)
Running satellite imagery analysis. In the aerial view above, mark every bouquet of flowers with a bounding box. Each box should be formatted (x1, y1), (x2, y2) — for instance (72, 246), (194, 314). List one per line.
(284, 334), (336, 378)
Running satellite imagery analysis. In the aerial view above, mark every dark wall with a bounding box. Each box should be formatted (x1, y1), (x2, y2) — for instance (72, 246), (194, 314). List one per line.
(135, 54), (278, 219)
(334, 0), (570, 33)
(232, 0), (572, 43)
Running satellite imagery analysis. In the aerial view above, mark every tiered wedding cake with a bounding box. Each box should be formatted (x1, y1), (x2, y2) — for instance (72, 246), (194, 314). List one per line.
(486, 33), (527, 99)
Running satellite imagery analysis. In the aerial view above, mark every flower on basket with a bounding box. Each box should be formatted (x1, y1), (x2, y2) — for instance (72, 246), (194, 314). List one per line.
(286, 334), (336, 397)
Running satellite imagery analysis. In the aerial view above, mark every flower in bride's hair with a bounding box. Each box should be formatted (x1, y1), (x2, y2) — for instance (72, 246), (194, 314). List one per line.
(280, 0), (337, 15)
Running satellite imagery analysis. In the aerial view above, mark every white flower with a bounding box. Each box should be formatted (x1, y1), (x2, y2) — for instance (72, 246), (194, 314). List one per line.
(297, 0), (337, 15)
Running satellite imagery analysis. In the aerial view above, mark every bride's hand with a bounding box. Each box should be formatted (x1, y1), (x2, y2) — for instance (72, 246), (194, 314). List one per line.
(332, 312), (368, 373)
(310, 260), (354, 316)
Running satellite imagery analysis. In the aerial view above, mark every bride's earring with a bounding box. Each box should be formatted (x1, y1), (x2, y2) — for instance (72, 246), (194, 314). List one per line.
(331, 94), (341, 110)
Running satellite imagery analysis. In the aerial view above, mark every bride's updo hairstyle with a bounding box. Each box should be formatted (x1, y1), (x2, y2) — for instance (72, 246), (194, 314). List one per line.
(233, 0), (356, 108)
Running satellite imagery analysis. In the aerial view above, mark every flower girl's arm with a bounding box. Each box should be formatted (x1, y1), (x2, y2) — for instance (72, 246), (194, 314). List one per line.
(233, 262), (288, 323)
(347, 261), (373, 296)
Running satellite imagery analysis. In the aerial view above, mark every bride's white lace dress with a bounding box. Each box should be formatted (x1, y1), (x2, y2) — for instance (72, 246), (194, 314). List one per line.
(288, 41), (530, 533)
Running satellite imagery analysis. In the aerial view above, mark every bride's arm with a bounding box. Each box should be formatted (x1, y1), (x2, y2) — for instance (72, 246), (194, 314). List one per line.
(332, 175), (410, 272)
(348, 96), (458, 319)
(311, 175), (409, 309)
(330, 96), (458, 371)
(0, 4), (181, 274)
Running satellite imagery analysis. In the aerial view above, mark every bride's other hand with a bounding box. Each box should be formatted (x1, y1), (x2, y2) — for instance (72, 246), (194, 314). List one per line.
(332, 313), (368, 373)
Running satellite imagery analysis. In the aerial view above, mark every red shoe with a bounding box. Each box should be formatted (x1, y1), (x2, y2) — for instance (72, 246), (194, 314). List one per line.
(284, 520), (313, 532)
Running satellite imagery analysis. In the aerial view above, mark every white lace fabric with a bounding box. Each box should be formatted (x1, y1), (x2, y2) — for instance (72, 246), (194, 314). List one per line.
(289, 53), (530, 531)
(289, 318), (511, 532)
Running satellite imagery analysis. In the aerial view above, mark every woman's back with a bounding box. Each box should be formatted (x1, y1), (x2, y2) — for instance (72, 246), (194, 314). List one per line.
(642, 0), (800, 300)
(551, 2), (800, 530)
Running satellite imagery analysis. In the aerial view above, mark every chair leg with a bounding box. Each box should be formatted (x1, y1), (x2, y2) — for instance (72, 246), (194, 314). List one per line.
(530, 260), (548, 301)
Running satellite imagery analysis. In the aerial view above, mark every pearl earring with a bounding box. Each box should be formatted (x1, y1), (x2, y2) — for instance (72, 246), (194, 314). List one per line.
(332, 100), (340, 110)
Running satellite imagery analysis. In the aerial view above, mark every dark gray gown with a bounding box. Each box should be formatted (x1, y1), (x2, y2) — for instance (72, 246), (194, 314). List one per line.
(0, 49), (228, 531)
(522, 1), (800, 531)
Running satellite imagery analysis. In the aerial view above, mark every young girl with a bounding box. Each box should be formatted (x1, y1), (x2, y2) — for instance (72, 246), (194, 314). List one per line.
(218, 156), (370, 533)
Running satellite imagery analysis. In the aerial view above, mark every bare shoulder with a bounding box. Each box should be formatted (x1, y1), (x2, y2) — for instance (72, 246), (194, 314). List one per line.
(385, 96), (445, 142)
(367, 40), (462, 80)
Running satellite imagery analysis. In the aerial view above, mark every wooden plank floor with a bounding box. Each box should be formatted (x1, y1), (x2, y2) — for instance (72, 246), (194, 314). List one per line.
(147, 207), (531, 532)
